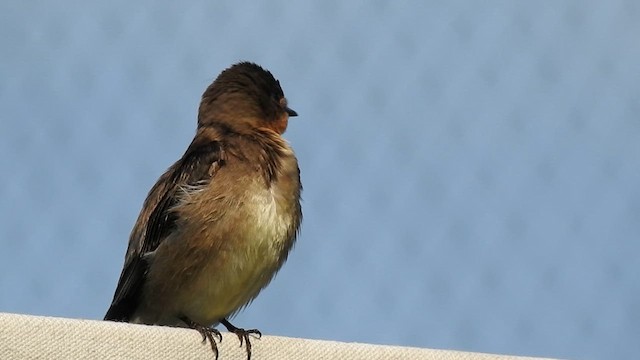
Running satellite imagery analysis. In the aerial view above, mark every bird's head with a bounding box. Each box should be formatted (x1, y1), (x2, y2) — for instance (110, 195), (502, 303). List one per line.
(198, 62), (297, 134)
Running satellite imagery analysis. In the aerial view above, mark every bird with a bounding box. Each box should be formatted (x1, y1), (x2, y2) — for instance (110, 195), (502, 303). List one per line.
(104, 62), (302, 360)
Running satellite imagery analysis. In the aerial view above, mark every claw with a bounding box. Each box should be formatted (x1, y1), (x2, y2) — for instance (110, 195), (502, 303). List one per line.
(220, 318), (261, 360)
(181, 316), (222, 360)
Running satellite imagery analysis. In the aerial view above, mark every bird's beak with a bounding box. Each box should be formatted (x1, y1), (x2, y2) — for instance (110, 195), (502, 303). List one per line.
(286, 107), (298, 117)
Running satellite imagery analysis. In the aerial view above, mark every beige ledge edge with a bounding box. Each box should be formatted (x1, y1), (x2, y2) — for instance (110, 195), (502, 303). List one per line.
(0, 312), (556, 360)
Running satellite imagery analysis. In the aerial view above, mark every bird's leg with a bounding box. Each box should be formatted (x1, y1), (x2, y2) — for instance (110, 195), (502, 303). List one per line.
(180, 316), (223, 360)
(219, 318), (262, 360)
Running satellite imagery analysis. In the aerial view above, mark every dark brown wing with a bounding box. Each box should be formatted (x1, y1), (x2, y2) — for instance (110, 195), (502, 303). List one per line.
(104, 138), (224, 321)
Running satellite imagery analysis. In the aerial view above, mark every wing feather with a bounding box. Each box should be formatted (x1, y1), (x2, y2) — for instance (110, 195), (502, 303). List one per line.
(104, 139), (224, 321)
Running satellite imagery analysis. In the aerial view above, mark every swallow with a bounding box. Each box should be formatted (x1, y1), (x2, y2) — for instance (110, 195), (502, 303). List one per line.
(104, 62), (302, 360)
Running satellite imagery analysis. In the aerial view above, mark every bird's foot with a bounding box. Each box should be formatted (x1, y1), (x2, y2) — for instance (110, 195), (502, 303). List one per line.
(220, 318), (262, 360)
(181, 316), (223, 360)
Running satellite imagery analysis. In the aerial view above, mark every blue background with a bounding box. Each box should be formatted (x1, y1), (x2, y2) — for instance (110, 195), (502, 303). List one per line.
(1, 2), (638, 359)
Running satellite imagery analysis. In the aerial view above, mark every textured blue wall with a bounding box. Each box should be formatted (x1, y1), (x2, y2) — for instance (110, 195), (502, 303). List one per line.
(1, 2), (638, 359)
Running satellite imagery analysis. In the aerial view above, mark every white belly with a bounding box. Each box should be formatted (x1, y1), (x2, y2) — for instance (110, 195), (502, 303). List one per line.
(181, 187), (295, 324)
